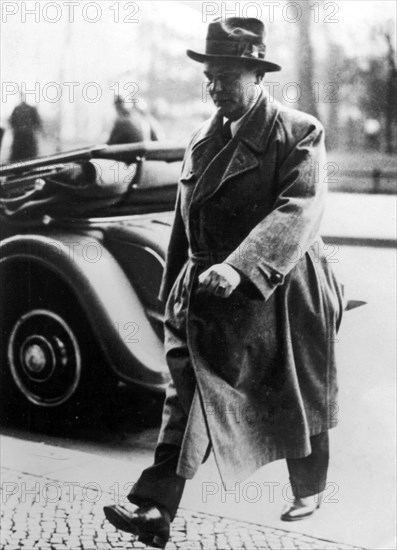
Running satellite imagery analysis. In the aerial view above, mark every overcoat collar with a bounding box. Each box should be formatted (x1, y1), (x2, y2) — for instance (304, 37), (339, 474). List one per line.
(189, 92), (280, 209)
(192, 91), (279, 152)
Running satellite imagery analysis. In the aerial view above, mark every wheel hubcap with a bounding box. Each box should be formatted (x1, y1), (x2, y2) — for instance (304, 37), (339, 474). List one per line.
(23, 341), (48, 374)
(8, 309), (82, 407)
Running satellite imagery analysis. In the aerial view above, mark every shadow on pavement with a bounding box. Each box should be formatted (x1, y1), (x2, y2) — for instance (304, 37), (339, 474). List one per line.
(0, 382), (164, 444)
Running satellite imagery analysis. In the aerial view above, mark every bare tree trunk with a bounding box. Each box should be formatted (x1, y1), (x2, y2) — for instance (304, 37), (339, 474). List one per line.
(384, 32), (396, 154)
(296, 1), (319, 118)
(57, 19), (72, 152)
(324, 38), (342, 150)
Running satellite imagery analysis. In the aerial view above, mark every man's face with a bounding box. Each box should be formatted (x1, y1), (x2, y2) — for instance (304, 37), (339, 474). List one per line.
(204, 61), (261, 120)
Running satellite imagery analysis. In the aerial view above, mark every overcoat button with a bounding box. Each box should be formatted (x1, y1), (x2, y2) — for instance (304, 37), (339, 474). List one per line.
(270, 272), (282, 285)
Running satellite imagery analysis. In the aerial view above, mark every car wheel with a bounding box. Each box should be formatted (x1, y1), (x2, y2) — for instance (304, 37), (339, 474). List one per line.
(7, 308), (83, 409)
(0, 264), (116, 428)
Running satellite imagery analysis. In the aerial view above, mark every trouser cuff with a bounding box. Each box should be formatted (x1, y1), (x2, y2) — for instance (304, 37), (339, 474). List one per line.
(289, 477), (327, 499)
(127, 444), (186, 521)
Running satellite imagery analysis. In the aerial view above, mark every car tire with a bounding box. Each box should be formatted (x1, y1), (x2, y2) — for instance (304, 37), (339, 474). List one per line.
(0, 265), (117, 429)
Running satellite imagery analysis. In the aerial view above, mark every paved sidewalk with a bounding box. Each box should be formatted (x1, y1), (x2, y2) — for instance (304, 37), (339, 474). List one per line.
(1, 469), (362, 550)
(1, 438), (364, 550)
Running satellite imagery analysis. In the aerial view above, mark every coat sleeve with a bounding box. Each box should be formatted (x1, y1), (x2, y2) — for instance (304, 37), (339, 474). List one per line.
(224, 118), (327, 301)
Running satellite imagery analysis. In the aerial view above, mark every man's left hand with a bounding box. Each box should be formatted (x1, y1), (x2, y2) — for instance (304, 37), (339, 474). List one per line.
(198, 263), (241, 298)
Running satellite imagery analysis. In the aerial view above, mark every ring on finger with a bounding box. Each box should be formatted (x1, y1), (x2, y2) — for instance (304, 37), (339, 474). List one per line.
(216, 284), (227, 296)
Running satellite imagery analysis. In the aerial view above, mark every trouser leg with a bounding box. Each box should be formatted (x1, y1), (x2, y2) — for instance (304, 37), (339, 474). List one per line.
(127, 380), (211, 521)
(127, 378), (189, 522)
(128, 442), (186, 521)
(127, 296), (205, 522)
(286, 431), (329, 498)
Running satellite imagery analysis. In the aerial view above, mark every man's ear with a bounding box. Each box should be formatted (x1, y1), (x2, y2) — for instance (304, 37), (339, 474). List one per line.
(256, 71), (265, 84)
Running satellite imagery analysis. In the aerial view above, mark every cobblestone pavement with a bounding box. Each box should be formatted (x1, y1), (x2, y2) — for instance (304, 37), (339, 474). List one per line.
(1, 469), (365, 550)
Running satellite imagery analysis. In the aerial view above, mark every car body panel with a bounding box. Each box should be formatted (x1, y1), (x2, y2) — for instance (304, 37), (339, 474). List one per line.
(0, 230), (170, 389)
(0, 144), (184, 403)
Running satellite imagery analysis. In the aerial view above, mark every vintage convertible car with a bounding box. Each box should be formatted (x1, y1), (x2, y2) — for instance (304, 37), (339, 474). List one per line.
(0, 142), (184, 420)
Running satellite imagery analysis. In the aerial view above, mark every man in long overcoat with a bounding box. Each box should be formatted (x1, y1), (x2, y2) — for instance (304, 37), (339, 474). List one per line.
(104, 17), (344, 549)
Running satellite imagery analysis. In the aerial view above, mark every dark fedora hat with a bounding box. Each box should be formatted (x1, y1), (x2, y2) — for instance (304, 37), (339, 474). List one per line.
(187, 17), (281, 72)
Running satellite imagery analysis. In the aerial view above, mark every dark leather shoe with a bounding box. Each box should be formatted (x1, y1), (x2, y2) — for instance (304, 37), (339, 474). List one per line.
(103, 504), (170, 548)
(280, 494), (322, 522)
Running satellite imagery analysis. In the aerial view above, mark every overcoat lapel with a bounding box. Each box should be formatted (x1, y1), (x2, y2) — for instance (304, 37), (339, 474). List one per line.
(189, 113), (224, 176)
(190, 93), (280, 209)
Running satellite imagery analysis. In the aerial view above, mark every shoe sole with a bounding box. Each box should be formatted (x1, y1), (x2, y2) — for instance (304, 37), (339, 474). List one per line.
(103, 506), (140, 535)
(280, 504), (321, 522)
(103, 506), (168, 548)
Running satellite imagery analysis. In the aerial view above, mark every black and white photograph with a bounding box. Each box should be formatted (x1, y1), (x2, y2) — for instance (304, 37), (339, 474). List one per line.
(0, 1), (396, 549)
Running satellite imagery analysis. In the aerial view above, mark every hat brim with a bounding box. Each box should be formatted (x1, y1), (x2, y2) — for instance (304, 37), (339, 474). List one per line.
(186, 49), (281, 72)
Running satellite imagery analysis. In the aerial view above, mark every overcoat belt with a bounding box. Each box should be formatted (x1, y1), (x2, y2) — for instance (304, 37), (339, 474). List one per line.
(157, 92), (344, 487)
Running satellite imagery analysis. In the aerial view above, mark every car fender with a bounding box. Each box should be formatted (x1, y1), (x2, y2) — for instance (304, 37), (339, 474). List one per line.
(0, 231), (170, 390)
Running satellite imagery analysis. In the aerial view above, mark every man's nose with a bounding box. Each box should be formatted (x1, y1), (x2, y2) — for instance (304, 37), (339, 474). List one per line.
(213, 78), (224, 92)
